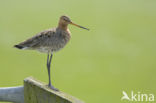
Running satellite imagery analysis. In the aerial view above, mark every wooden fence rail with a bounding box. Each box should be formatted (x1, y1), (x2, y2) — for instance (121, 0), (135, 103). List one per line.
(0, 77), (84, 103)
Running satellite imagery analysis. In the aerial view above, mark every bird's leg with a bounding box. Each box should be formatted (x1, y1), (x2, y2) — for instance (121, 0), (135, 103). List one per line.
(46, 53), (59, 91)
(47, 53), (51, 86)
(47, 53), (52, 87)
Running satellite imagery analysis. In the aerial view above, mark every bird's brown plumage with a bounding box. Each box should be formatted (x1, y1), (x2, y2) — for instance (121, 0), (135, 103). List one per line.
(15, 27), (71, 53)
(15, 15), (89, 53)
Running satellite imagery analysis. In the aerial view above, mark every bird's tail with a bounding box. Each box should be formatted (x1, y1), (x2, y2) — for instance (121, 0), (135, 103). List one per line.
(14, 45), (24, 49)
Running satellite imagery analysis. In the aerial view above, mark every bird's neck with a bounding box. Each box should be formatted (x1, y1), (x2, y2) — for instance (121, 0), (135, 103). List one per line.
(58, 22), (68, 31)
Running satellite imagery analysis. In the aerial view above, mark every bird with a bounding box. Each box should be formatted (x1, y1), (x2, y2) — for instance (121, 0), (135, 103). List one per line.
(14, 15), (89, 91)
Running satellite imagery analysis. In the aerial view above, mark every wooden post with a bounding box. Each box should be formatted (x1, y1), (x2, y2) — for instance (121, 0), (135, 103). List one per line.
(0, 77), (84, 103)
(24, 77), (84, 103)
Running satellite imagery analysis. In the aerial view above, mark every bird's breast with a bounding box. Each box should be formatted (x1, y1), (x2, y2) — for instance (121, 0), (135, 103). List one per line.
(39, 29), (71, 53)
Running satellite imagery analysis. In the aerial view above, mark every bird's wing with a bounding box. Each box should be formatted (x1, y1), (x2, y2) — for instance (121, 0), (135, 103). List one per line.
(17, 28), (56, 48)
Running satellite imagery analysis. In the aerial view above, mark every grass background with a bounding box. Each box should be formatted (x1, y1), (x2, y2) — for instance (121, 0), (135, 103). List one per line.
(0, 0), (156, 103)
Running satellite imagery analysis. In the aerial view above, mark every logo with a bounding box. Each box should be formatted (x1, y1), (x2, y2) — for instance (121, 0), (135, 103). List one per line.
(121, 91), (154, 102)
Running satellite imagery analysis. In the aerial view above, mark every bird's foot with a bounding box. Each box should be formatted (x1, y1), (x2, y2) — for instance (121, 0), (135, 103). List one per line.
(48, 85), (59, 91)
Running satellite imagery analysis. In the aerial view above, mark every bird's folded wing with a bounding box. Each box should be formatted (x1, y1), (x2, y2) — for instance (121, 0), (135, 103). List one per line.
(18, 28), (56, 48)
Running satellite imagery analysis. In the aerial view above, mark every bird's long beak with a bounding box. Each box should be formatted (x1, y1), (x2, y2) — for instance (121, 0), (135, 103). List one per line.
(70, 22), (89, 30)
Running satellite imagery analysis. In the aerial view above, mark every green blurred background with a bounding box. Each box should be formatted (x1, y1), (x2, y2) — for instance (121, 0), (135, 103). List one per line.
(0, 0), (156, 103)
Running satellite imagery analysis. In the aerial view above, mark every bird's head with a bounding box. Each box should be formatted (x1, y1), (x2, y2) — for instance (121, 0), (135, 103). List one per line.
(60, 15), (72, 25)
(59, 15), (89, 30)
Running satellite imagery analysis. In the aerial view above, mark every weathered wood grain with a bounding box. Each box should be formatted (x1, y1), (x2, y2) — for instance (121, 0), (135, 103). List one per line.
(24, 77), (84, 103)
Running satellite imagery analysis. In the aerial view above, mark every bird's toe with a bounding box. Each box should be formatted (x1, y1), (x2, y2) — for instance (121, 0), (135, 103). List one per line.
(48, 85), (59, 91)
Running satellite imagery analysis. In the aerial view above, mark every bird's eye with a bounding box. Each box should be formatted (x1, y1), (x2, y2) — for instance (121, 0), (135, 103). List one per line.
(63, 18), (68, 21)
